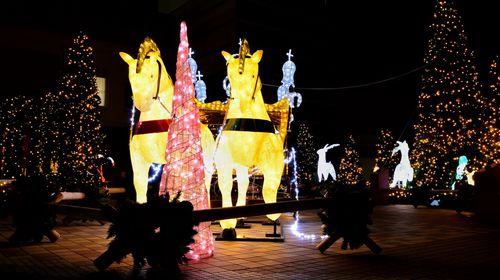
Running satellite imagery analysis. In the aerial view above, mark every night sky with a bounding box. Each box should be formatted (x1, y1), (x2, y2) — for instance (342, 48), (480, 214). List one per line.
(266, 0), (500, 148)
(2, 0), (500, 154)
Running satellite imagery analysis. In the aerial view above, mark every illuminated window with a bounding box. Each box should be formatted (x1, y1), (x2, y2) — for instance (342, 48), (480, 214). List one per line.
(96, 76), (106, 106)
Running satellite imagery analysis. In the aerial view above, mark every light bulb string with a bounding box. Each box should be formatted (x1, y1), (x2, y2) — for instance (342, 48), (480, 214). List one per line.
(262, 63), (430, 91)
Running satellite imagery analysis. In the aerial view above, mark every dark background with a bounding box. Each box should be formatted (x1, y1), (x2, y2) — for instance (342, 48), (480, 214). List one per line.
(1, 0), (499, 157)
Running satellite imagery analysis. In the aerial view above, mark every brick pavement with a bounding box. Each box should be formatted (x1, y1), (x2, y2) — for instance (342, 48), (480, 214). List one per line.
(1, 204), (500, 279)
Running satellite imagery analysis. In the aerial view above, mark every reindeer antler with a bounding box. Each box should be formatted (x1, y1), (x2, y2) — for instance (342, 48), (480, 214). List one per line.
(136, 37), (160, 73)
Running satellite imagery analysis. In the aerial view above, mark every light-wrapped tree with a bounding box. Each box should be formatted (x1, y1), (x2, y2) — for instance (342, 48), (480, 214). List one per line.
(337, 134), (363, 186)
(51, 31), (106, 195)
(412, 0), (489, 189)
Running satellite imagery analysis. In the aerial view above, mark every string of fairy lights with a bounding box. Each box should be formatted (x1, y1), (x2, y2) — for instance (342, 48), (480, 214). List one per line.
(262, 62), (429, 92)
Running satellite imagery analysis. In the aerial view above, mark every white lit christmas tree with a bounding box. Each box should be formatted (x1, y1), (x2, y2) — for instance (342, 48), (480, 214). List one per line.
(158, 21), (213, 260)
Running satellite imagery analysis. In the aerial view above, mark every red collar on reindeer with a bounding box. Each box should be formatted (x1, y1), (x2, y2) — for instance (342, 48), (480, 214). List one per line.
(134, 119), (172, 135)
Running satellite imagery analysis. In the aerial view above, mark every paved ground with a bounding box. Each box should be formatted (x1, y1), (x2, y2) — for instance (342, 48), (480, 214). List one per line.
(1, 204), (500, 279)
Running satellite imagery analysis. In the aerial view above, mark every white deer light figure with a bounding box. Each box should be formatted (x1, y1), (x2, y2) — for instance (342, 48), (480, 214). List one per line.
(389, 140), (414, 188)
(317, 143), (340, 182)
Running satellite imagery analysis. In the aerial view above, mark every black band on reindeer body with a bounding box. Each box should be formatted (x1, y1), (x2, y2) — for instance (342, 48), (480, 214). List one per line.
(223, 118), (275, 133)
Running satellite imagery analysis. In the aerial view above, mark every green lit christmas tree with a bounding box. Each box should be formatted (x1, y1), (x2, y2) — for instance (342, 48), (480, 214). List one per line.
(337, 134), (363, 186)
(412, 0), (490, 189)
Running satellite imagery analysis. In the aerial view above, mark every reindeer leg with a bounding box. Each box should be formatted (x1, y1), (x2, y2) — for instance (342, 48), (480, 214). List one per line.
(217, 165), (237, 229)
(235, 165), (249, 207)
(262, 165), (284, 222)
(130, 145), (149, 203)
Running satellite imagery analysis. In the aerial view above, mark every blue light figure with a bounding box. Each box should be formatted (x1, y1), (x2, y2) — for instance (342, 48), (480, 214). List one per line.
(187, 48), (208, 102)
(195, 71), (207, 103)
(188, 48), (198, 84)
(277, 49), (302, 126)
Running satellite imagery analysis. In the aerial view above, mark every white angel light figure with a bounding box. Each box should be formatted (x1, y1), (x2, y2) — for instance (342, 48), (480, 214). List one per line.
(317, 143), (340, 182)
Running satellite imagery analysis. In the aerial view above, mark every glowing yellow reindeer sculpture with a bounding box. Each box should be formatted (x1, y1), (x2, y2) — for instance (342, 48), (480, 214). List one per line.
(215, 39), (288, 230)
(120, 37), (215, 203)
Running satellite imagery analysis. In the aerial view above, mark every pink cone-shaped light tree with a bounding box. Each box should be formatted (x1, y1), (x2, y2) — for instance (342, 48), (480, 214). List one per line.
(159, 21), (214, 260)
